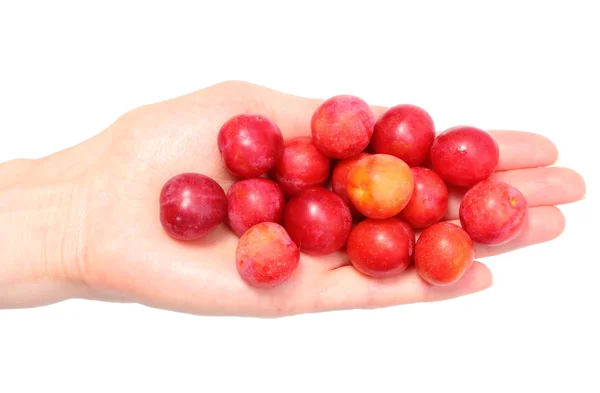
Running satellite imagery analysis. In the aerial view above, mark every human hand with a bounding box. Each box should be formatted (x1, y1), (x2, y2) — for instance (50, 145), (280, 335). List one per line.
(0, 81), (586, 316)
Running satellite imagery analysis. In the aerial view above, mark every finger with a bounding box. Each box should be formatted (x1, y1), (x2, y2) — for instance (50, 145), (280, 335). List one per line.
(443, 205), (565, 258)
(491, 130), (558, 171)
(307, 249), (350, 271)
(311, 261), (491, 312)
(445, 167), (586, 220)
(473, 205), (565, 258)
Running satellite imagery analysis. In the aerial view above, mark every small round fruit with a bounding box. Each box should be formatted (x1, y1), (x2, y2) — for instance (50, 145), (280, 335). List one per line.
(396, 218), (416, 257)
(459, 180), (528, 245)
(346, 154), (414, 219)
(414, 222), (475, 286)
(311, 95), (375, 159)
(283, 188), (352, 255)
(271, 137), (331, 198)
(347, 218), (412, 278)
(217, 113), (284, 178)
(227, 178), (285, 237)
(331, 152), (371, 218)
(236, 222), (300, 288)
(399, 167), (449, 228)
(430, 126), (499, 187)
(371, 104), (435, 167)
(159, 173), (227, 240)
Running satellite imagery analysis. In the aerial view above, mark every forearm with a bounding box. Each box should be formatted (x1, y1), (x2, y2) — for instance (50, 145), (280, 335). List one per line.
(0, 158), (85, 308)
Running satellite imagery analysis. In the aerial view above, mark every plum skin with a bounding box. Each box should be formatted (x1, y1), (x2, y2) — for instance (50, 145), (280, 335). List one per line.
(414, 222), (475, 286)
(271, 136), (331, 198)
(371, 104), (436, 167)
(217, 113), (284, 178)
(311, 95), (375, 159)
(346, 154), (414, 219)
(399, 167), (449, 228)
(236, 222), (300, 288)
(159, 173), (227, 240)
(283, 188), (352, 255)
(347, 218), (412, 278)
(331, 152), (371, 218)
(396, 218), (415, 257)
(430, 126), (499, 188)
(227, 178), (286, 237)
(459, 180), (528, 245)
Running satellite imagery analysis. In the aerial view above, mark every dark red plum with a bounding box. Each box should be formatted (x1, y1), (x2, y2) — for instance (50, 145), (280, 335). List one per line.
(217, 114), (284, 178)
(227, 178), (285, 237)
(160, 173), (227, 240)
(396, 218), (416, 257)
(283, 188), (352, 255)
(347, 218), (412, 278)
(430, 126), (499, 187)
(399, 167), (449, 228)
(272, 137), (331, 198)
(371, 104), (435, 167)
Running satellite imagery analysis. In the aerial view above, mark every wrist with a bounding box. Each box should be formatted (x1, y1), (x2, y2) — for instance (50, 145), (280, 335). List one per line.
(0, 155), (90, 307)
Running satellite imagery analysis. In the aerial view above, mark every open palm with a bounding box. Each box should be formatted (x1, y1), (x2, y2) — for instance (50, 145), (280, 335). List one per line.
(77, 81), (585, 317)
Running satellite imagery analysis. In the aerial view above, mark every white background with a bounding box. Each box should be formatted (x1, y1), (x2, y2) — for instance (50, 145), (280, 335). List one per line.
(1, 1), (598, 392)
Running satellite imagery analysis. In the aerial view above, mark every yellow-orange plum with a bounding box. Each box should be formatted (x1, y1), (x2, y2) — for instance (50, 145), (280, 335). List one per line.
(346, 154), (414, 219)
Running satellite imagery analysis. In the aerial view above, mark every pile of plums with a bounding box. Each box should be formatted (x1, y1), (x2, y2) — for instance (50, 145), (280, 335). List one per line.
(159, 95), (528, 288)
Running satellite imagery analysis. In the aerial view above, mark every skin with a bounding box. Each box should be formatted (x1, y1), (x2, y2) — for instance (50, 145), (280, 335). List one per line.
(0, 81), (587, 316)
